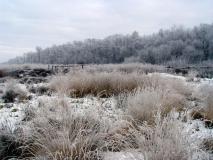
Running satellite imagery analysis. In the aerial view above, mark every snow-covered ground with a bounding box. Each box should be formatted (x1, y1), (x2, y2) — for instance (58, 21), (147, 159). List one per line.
(0, 73), (213, 159)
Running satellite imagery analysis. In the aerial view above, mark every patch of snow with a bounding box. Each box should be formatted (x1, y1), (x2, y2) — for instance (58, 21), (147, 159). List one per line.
(104, 151), (144, 160)
(200, 78), (213, 86)
(183, 119), (213, 146)
(0, 103), (25, 132)
(150, 72), (186, 81)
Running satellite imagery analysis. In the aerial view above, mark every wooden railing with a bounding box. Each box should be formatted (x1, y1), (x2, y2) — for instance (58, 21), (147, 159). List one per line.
(48, 64), (85, 72)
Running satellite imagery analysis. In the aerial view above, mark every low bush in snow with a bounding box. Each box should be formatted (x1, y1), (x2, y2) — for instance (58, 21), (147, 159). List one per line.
(2, 80), (29, 103)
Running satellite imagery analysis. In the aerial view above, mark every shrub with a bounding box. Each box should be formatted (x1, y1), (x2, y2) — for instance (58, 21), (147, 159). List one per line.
(2, 90), (18, 103)
(2, 80), (29, 103)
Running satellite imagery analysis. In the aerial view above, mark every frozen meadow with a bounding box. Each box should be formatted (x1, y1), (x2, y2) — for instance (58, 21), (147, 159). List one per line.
(0, 64), (213, 160)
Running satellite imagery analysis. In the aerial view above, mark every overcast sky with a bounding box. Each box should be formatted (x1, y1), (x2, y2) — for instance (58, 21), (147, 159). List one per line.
(0, 0), (213, 62)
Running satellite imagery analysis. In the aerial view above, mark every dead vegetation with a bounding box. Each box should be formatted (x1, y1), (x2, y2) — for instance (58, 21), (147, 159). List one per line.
(191, 85), (213, 122)
(15, 97), (140, 159)
(85, 63), (166, 74)
(1, 63), (213, 159)
(137, 113), (202, 160)
(2, 80), (29, 103)
(5, 98), (199, 160)
(127, 88), (186, 125)
(50, 70), (190, 98)
(50, 71), (149, 97)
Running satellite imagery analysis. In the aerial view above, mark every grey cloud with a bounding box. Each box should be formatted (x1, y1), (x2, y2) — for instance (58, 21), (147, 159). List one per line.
(0, 0), (212, 62)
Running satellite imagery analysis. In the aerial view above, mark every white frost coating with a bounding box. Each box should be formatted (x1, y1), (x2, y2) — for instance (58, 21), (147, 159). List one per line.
(17, 83), (28, 93)
(0, 73), (213, 158)
(0, 103), (25, 131)
(104, 151), (144, 160)
(149, 72), (187, 81)
(183, 119), (213, 146)
(200, 78), (213, 86)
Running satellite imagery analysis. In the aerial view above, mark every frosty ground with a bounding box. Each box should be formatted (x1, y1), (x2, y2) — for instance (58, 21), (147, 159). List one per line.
(0, 64), (213, 160)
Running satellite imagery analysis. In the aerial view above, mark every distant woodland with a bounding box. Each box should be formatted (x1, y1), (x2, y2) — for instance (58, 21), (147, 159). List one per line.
(8, 23), (213, 66)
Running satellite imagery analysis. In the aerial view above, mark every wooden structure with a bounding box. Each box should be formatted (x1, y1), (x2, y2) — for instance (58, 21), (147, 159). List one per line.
(48, 64), (84, 73)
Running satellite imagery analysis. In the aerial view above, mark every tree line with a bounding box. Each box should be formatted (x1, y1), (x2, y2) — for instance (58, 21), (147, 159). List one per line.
(8, 23), (213, 66)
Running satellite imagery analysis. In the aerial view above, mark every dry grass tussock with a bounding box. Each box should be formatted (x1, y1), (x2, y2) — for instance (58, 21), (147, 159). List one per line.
(20, 98), (104, 159)
(1, 96), (206, 159)
(137, 113), (207, 160)
(25, 101), (195, 160)
(203, 86), (213, 121)
(127, 87), (187, 125)
(0, 123), (34, 159)
(50, 71), (191, 98)
(85, 63), (166, 74)
(50, 71), (149, 97)
(192, 85), (213, 121)
(20, 97), (140, 159)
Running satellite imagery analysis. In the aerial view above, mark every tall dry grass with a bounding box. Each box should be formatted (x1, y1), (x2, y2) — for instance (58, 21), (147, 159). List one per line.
(50, 71), (149, 97)
(21, 97), (103, 159)
(2, 94), (206, 159)
(21, 97), (140, 160)
(137, 113), (205, 160)
(192, 85), (213, 121)
(127, 87), (186, 125)
(85, 63), (166, 74)
(50, 71), (190, 99)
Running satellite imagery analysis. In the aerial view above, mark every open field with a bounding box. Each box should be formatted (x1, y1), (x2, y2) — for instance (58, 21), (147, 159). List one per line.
(0, 64), (213, 160)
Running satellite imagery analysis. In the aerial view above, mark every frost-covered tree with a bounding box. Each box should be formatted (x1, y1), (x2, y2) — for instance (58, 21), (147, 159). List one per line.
(7, 23), (213, 65)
